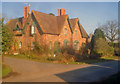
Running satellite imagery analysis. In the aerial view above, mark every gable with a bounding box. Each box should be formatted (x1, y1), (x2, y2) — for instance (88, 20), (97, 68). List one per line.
(6, 17), (23, 30)
(70, 18), (88, 38)
(78, 21), (88, 38)
(6, 10), (88, 38)
(32, 10), (59, 34)
(60, 18), (72, 36)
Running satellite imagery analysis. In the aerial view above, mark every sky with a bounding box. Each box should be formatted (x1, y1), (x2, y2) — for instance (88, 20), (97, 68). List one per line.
(1, 2), (118, 34)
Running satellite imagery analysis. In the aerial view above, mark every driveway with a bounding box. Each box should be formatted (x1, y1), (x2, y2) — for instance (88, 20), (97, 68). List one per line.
(2, 57), (120, 82)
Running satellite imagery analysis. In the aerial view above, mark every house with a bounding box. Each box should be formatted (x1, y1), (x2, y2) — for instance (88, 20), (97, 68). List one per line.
(7, 6), (88, 52)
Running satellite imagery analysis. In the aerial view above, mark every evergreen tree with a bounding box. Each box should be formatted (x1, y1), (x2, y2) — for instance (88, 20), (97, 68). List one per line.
(91, 28), (105, 49)
(1, 18), (13, 53)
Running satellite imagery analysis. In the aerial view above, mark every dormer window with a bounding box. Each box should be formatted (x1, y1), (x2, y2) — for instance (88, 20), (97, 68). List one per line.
(64, 28), (67, 36)
(17, 30), (21, 33)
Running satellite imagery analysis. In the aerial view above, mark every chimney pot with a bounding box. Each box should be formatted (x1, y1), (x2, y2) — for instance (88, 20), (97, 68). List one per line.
(58, 8), (66, 16)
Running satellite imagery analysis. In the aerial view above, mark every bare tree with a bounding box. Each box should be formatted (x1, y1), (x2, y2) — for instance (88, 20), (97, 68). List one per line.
(99, 20), (118, 43)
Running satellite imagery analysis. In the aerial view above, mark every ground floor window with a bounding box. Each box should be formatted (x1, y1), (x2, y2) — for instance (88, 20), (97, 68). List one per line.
(49, 41), (52, 49)
(74, 40), (79, 50)
(19, 41), (22, 49)
(54, 41), (60, 49)
(63, 39), (69, 48)
(54, 41), (61, 52)
(31, 42), (35, 50)
(82, 42), (86, 47)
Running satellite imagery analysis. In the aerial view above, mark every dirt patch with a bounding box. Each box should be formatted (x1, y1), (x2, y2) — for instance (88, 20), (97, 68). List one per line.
(11, 72), (20, 76)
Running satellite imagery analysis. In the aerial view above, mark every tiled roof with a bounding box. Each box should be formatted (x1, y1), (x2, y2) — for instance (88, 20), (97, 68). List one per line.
(32, 10), (68, 34)
(79, 24), (88, 38)
(6, 10), (88, 38)
(70, 18), (78, 31)
(6, 17), (23, 30)
(70, 18), (88, 38)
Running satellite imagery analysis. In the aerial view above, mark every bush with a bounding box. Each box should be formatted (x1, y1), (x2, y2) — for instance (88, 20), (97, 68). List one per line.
(89, 51), (102, 59)
(75, 43), (91, 61)
(94, 38), (114, 56)
(114, 47), (120, 56)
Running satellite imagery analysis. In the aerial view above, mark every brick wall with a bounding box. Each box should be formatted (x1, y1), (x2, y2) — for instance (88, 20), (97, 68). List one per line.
(12, 17), (87, 51)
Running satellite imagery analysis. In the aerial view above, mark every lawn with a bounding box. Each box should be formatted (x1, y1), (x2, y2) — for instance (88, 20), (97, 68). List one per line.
(0, 64), (12, 78)
(4, 54), (119, 65)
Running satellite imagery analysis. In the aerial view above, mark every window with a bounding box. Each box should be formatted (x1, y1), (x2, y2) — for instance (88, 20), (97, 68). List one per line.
(19, 42), (22, 49)
(31, 25), (35, 35)
(75, 30), (77, 37)
(31, 42), (35, 50)
(64, 28), (67, 36)
(74, 40), (79, 50)
(54, 41), (61, 52)
(17, 30), (21, 33)
(63, 39), (69, 48)
(49, 41), (52, 49)
(82, 42), (85, 47)
(54, 41), (60, 49)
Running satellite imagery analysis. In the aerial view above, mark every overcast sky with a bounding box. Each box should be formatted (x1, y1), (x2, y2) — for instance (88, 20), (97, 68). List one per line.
(2, 2), (118, 34)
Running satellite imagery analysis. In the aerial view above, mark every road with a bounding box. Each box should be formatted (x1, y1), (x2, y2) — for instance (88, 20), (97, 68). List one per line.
(2, 57), (120, 82)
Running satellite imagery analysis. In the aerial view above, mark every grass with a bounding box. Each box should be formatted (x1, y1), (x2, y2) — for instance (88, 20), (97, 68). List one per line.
(4, 54), (52, 63)
(1, 64), (12, 78)
(4, 54), (120, 65)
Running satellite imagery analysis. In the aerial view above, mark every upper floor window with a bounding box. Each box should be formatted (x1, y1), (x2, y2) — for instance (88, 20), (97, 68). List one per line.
(31, 22), (36, 35)
(31, 25), (35, 34)
(64, 28), (67, 36)
(75, 30), (77, 37)
(17, 30), (21, 33)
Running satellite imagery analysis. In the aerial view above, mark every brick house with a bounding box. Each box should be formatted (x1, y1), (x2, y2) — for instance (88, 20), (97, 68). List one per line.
(7, 6), (88, 52)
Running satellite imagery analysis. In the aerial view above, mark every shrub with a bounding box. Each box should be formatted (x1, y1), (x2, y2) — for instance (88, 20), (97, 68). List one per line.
(89, 51), (102, 59)
(94, 38), (114, 56)
(67, 47), (75, 55)
(33, 42), (43, 54)
(114, 47), (120, 56)
(75, 43), (91, 61)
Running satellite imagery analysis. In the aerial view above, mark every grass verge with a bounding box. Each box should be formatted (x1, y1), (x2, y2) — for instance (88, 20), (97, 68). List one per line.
(1, 64), (12, 78)
(4, 54), (120, 65)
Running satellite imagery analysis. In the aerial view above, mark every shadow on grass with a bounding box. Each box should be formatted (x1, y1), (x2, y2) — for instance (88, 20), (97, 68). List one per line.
(55, 60), (120, 83)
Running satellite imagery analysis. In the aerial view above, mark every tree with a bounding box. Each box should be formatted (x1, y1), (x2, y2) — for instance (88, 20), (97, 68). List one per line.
(49, 13), (55, 16)
(2, 18), (13, 53)
(99, 20), (118, 43)
(91, 28), (106, 49)
(1, 18), (13, 63)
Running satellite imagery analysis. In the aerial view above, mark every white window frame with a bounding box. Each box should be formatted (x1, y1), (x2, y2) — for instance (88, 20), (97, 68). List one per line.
(31, 25), (35, 35)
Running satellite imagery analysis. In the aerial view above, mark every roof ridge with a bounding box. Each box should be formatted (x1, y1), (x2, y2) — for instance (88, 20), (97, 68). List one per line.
(32, 10), (56, 17)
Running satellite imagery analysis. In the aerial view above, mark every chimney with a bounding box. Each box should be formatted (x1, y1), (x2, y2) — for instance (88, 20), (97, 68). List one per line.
(22, 6), (29, 27)
(58, 8), (66, 16)
(24, 6), (29, 18)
